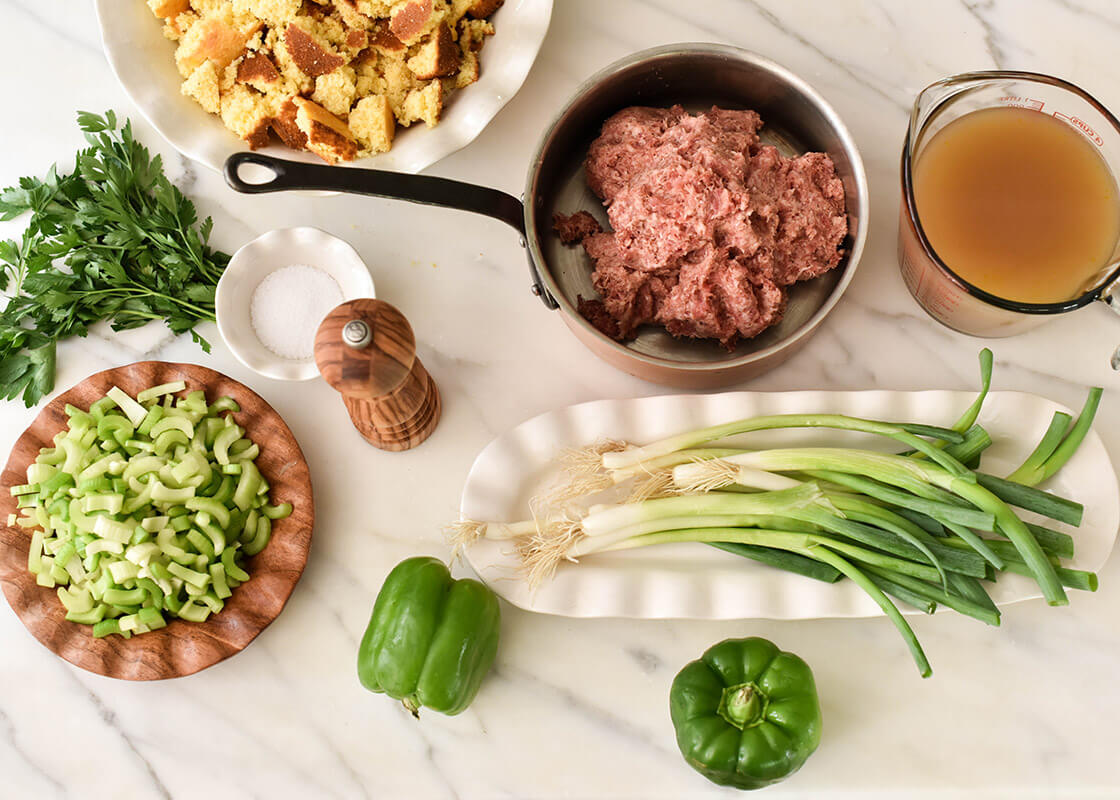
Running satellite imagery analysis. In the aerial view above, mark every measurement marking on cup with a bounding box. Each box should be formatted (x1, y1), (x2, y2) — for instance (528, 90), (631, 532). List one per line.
(1052, 111), (1105, 146)
(999, 96), (1045, 112)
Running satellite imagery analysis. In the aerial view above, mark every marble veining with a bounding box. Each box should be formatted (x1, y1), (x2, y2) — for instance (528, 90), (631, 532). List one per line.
(2, 1), (1120, 797)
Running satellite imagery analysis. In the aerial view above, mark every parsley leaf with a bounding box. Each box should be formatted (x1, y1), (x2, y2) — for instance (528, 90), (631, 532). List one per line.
(0, 111), (229, 406)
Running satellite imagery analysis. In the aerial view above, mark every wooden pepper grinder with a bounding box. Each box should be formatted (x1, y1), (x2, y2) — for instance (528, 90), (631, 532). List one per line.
(314, 298), (441, 451)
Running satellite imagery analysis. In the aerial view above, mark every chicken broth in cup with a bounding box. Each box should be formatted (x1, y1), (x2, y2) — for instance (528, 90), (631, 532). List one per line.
(899, 71), (1120, 341)
(912, 105), (1120, 305)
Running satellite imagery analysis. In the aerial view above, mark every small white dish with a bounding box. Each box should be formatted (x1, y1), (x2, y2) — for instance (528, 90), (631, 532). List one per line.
(93, 0), (552, 174)
(216, 227), (375, 381)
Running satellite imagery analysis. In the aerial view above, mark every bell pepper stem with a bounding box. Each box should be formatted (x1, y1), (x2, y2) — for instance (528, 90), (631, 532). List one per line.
(403, 695), (421, 719)
(720, 683), (765, 729)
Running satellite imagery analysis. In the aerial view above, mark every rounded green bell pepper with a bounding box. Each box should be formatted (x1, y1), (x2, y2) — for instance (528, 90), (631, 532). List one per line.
(669, 637), (821, 790)
(357, 556), (500, 717)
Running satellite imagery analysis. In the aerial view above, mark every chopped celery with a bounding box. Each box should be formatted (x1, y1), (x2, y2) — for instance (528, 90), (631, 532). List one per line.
(20, 381), (291, 638)
(242, 516), (271, 557)
(81, 493), (123, 515)
(167, 562), (209, 589)
(177, 601), (210, 623)
(66, 605), (106, 625)
(92, 619), (123, 638)
(233, 462), (260, 511)
(208, 397), (240, 415)
(186, 496), (231, 528)
(92, 515), (134, 545)
(27, 530), (44, 573)
(136, 404), (165, 437)
(262, 502), (293, 520)
(106, 387), (149, 427)
(209, 564), (231, 599)
(221, 547), (250, 581)
(137, 381), (187, 403)
(186, 529), (216, 559)
(151, 416), (195, 440)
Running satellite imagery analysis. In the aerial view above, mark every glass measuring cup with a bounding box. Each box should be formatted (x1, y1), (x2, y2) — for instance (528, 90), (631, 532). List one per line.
(898, 71), (1120, 350)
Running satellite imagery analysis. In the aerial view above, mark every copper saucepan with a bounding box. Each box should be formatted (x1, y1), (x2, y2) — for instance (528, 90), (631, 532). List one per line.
(225, 43), (869, 388)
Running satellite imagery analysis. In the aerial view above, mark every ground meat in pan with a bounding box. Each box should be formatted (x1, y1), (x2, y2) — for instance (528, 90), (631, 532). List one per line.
(552, 211), (602, 244)
(557, 104), (847, 348)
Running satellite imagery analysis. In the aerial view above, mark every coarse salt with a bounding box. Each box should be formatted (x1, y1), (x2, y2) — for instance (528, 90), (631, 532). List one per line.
(250, 265), (344, 360)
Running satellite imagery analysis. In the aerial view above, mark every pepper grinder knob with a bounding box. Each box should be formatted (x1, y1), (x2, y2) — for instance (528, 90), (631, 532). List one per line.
(314, 298), (441, 451)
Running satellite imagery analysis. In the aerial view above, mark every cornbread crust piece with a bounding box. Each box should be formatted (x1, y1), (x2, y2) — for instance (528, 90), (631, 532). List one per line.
(284, 21), (347, 78)
(293, 96), (358, 163)
(390, 0), (449, 45)
(236, 52), (283, 90)
(220, 84), (274, 148)
(466, 0), (503, 18)
(368, 21), (406, 54)
(271, 97), (308, 149)
(406, 22), (460, 79)
(182, 61), (222, 114)
(349, 94), (396, 153)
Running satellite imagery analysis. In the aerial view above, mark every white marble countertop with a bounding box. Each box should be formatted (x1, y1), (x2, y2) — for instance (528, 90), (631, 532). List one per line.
(3, 1), (1120, 797)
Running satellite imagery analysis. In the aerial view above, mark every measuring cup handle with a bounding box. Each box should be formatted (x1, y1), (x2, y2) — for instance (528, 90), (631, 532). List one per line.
(1097, 275), (1120, 370)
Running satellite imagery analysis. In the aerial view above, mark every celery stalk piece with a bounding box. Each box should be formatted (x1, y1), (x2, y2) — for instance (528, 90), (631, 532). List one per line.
(137, 382), (187, 404)
(106, 387), (149, 427)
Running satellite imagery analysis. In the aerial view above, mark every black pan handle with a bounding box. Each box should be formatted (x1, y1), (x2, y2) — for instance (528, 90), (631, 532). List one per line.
(225, 152), (558, 309)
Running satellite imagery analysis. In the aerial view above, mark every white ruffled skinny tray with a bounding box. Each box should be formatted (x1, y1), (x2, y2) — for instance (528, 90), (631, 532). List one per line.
(461, 391), (1118, 619)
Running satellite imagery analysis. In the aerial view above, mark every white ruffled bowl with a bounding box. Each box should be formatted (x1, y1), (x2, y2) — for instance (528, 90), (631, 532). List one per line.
(216, 227), (375, 381)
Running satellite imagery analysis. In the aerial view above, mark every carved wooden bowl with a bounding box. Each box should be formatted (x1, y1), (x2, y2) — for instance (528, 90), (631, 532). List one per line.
(0, 362), (314, 680)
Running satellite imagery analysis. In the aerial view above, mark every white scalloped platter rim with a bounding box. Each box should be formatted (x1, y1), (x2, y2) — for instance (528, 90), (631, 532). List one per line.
(94, 0), (553, 174)
(460, 390), (1119, 620)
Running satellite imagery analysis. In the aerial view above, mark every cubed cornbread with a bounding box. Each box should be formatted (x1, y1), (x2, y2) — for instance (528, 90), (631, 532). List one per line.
(399, 79), (443, 127)
(355, 0), (397, 22)
(467, 0), (503, 17)
(175, 9), (261, 74)
(232, 0), (300, 23)
(149, 0), (190, 19)
(236, 51), (283, 91)
(220, 83), (274, 148)
(313, 66), (358, 117)
(349, 94), (396, 153)
(405, 22), (459, 79)
(162, 10), (199, 40)
(150, 0), (499, 161)
(182, 61), (222, 113)
(389, 0), (449, 45)
(331, 0), (373, 30)
(293, 96), (358, 163)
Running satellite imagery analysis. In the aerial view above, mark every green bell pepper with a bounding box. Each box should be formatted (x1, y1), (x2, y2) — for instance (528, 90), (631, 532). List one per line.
(669, 637), (821, 791)
(357, 556), (500, 717)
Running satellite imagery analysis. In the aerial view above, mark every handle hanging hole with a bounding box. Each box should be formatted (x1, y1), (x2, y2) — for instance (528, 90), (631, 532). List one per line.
(236, 161), (280, 186)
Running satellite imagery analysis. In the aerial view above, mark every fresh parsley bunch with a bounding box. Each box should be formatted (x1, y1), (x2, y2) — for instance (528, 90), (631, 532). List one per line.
(0, 111), (229, 407)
